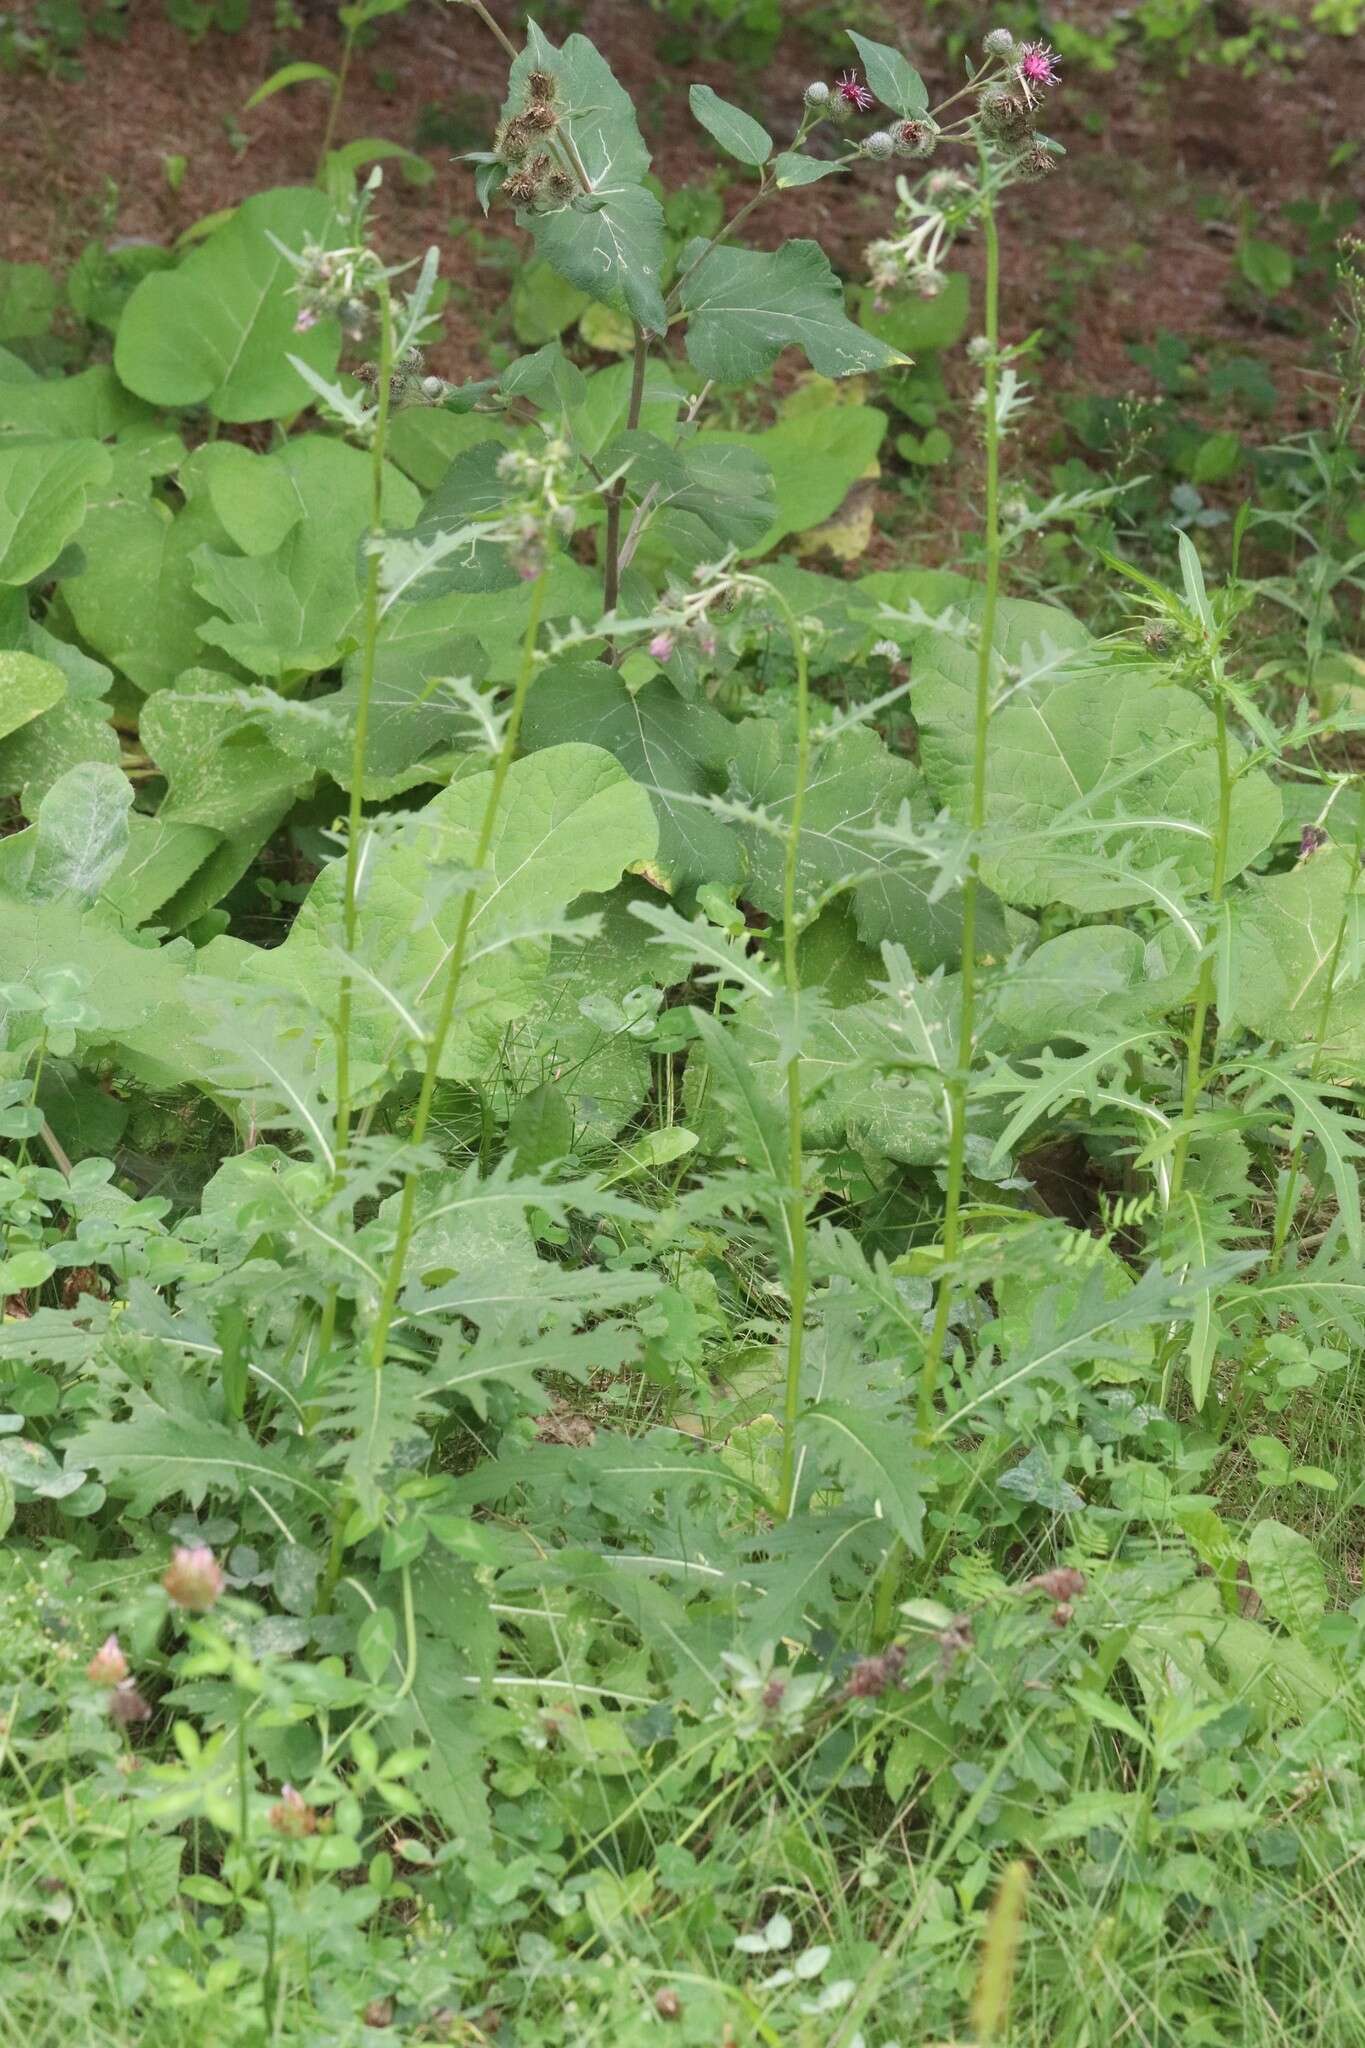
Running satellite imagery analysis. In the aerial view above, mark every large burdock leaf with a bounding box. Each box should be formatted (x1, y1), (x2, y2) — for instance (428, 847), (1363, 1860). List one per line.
(503, 27), (666, 332)
(192, 435), (420, 681)
(206, 742), (659, 1093)
(1224, 846), (1365, 1069)
(61, 493), (229, 693)
(679, 240), (906, 383)
(0, 437), (112, 584)
(114, 188), (343, 423)
(521, 658), (740, 893)
(0, 651), (66, 741)
(914, 593), (1282, 911)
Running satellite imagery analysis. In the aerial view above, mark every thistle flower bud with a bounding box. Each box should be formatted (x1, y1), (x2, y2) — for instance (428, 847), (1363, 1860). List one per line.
(526, 69), (557, 103)
(649, 631), (676, 662)
(983, 27), (1017, 58)
(496, 115), (532, 164)
(978, 85), (1031, 140)
(86, 1634), (128, 1687)
(803, 80), (830, 107)
(544, 164), (575, 204)
(843, 1643), (907, 1699)
(521, 100), (559, 134)
(654, 1989), (683, 2021)
(1299, 824), (1329, 859)
(893, 117), (938, 159)
(162, 1544), (225, 1613)
(862, 129), (896, 160)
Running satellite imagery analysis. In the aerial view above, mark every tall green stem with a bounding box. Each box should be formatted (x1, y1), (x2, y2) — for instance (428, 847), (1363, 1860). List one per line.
(769, 586), (812, 1523)
(364, 572), (549, 1373)
(332, 277), (395, 1176)
(316, 24), (355, 180)
(1168, 690), (1232, 1208)
(915, 190), (1001, 1442)
(601, 325), (650, 636)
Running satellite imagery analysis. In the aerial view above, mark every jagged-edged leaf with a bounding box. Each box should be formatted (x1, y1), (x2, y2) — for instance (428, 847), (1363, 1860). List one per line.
(680, 239), (907, 383)
(737, 1512), (887, 1644)
(114, 187), (344, 422)
(503, 26), (666, 331)
(386, 441), (520, 602)
(522, 658), (739, 892)
(1246, 1519), (1327, 1636)
(727, 718), (1010, 970)
(0, 437), (112, 585)
(798, 1401), (932, 1552)
(1225, 847), (1364, 1068)
(1236, 1058), (1364, 1260)
(915, 594), (1282, 910)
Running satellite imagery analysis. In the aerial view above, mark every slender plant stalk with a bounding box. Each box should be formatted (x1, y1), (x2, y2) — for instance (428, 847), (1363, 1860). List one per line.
(332, 276), (395, 1176)
(1167, 687), (1233, 1208)
(915, 186), (1002, 1442)
(364, 571), (549, 1373)
(601, 325), (650, 634)
(316, 22), (355, 178)
(766, 585), (812, 1523)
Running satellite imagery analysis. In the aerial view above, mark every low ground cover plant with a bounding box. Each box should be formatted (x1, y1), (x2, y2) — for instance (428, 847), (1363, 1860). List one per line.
(1, 7), (1363, 2044)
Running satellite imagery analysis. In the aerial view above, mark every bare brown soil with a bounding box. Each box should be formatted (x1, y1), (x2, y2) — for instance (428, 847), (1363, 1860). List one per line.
(3, 1), (1362, 547)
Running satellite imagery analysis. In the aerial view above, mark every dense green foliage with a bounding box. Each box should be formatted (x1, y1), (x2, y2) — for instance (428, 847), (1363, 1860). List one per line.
(1, 8), (1364, 2046)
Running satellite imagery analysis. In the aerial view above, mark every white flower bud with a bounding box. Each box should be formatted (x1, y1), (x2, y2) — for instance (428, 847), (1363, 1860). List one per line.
(804, 81), (830, 106)
(983, 27), (1017, 57)
(863, 130), (896, 160)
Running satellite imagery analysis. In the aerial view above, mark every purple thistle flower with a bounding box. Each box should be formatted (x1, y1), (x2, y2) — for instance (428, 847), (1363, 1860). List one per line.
(1017, 41), (1059, 95)
(294, 306), (320, 334)
(1300, 824), (1328, 860)
(649, 631), (676, 663)
(835, 70), (877, 113)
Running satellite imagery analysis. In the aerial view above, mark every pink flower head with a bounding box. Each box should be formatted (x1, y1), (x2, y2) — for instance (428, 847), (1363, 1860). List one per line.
(86, 1634), (129, 1687)
(162, 1544), (226, 1612)
(835, 70), (876, 113)
(649, 631), (675, 663)
(268, 1783), (318, 1838)
(1017, 41), (1059, 94)
(293, 305), (320, 334)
